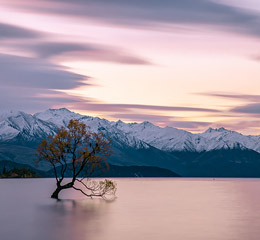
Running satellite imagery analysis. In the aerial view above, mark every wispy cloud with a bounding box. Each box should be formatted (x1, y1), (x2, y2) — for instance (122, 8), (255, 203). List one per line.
(197, 92), (260, 102)
(210, 120), (260, 134)
(0, 54), (89, 89)
(16, 41), (152, 65)
(0, 22), (152, 65)
(109, 113), (174, 123)
(170, 121), (211, 129)
(7, 0), (260, 38)
(231, 103), (260, 114)
(0, 87), (70, 112)
(67, 102), (220, 113)
(109, 113), (211, 129)
(0, 23), (41, 39)
(196, 92), (260, 116)
(251, 55), (260, 62)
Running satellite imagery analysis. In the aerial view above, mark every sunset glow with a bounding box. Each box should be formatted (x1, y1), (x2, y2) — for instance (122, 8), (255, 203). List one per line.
(1, 0), (260, 134)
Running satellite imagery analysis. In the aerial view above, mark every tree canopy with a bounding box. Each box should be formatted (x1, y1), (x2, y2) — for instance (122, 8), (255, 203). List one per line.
(36, 119), (116, 199)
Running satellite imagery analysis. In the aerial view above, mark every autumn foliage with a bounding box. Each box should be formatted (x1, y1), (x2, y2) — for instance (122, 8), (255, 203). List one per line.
(36, 119), (116, 199)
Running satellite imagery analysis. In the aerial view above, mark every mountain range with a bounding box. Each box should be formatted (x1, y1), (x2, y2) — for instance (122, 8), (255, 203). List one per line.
(1, 108), (260, 177)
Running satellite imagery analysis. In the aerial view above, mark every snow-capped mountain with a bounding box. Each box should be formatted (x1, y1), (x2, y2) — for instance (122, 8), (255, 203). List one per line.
(113, 120), (197, 151)
(34, 108), (83, 127)
(113, 119), (260, 153)
(2, 108), (260, 177)
(34, 108), (149, 149)
(0, 110), (56, 142)
(198, 127), (260, 153)
(0, 108), (260, 153)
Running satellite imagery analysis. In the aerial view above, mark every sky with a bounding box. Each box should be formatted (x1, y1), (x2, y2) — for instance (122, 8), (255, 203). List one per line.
(1, 0), (260, 134)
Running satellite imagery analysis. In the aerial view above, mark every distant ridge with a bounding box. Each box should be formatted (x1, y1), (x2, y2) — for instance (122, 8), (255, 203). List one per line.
(0, 108), (259, 153)
(1, 108), (260, 177)
(0, 160), (180, 178)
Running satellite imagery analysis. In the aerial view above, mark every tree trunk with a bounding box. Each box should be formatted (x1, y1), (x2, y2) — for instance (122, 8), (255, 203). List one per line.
(51, 186), (63, 199)
(51, 182), (74, 199)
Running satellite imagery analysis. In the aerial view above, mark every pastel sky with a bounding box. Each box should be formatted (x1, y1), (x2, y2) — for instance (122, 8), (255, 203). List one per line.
(1, 0), (260, 134)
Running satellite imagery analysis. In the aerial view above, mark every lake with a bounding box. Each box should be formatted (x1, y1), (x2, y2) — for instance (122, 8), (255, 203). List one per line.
(1, 178), (260, 240)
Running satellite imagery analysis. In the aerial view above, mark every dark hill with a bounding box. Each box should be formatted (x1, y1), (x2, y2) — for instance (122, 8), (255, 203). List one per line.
(0, 160), (180, 178)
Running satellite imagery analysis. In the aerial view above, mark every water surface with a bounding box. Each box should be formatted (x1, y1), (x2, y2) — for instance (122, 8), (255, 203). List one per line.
(1, 178), (260, 240)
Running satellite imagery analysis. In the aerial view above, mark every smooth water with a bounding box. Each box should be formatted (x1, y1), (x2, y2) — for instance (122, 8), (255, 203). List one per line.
(1, 178), (260, 240)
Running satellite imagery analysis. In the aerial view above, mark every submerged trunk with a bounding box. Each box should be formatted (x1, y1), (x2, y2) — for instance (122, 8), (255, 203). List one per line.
(51, 186), (63, 199)
(51, 181), (74, 199)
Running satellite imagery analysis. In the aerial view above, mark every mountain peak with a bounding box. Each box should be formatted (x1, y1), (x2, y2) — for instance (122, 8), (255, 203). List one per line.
(34, 108), (83, 126)
(49, 108), (71, 112)
(35, 108), (80, 117)
(41, 108), (73, 114)
(0, 110), (31, 121)
(216, 127), (229, 132)
(116, 120), (124, 124)
(204, 127), (231, 134)
(141, 121), (154, 127)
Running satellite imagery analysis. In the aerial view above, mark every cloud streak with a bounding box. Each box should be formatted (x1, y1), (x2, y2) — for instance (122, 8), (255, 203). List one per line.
(0, 87), (71, 112)
(231, 103), (260, 114)
(0, 22), (151, 65)
(26, 42), (152, 65)
(69, 102), (220, 113)
(0, 23), (41, 39)
(197, 92), (260, 116)
(109, 113), (211, 129)
(198, 92), (260, 102)
(0, 54), (89, 89)
(9, 0), (260, 38)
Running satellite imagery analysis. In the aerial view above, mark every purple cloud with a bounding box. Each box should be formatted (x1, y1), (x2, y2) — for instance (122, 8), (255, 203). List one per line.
(251, 55), (260, 63)
(231, 103), (260, 114)
(198, 92), (260, 102)
(0, 54), (89, 89)
(109, 113), (174, 123)
(0, 23), (41, 39)
(0, 87), (69, 112)
(169, 121), (210, 129)
(70, 102), (220, 113)
(109, 113), (211, 129)
(211, 120), (260, 134)
(8, 0), (260, 38)
(0, 22), (151, 65)
(17, 42), (151, 65)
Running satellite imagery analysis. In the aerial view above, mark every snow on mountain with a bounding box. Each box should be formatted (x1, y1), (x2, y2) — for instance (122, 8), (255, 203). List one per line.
(35, 108), (149, 149)
(198, 127), (260, 153)
(0, 120), (19, 141)
(114, 120), (260, 153)
(34, 108), (84, 126)
(0, 110), (56, 141)
(0, 108), (260, 153)
(113, 120), (196, 151)
(80, 116), (149, 149)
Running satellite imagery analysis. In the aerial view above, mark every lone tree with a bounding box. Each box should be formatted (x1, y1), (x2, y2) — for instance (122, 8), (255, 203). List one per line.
(36, 119), (116, 199)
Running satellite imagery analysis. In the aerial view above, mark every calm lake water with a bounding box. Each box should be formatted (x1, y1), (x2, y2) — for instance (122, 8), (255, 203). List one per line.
(1, 178), (260, 240)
